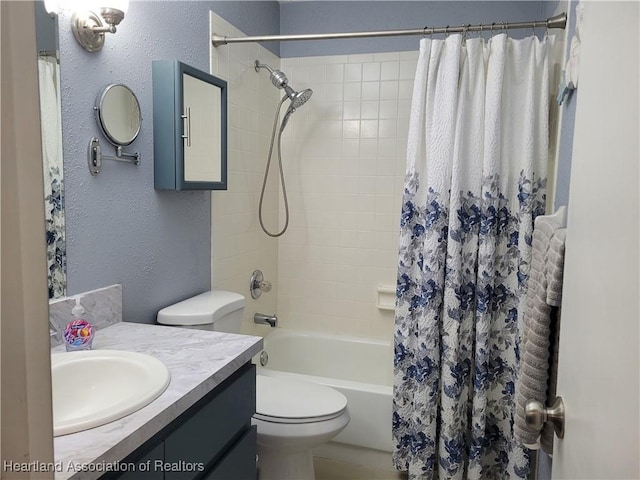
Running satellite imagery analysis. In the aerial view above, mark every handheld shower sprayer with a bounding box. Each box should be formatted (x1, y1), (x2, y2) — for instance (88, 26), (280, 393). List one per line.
(255, 60), (313, 237)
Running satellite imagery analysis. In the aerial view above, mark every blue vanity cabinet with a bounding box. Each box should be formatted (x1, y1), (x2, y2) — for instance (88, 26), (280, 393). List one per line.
(105, 363), (256, 480)
(112, 442), (164, 480)
(152, 60), (228, 190)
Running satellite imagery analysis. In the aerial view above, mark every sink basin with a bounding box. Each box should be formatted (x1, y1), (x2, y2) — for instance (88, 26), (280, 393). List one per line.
(51, 350), (171, 436)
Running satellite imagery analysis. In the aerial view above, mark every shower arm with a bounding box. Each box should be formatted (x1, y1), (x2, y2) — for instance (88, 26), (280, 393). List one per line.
(254, 61), (274, 75)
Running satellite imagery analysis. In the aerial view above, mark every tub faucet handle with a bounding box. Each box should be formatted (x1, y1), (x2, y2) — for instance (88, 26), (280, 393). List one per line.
(254, 313), (278, 328)
(251, 270), (272, 299)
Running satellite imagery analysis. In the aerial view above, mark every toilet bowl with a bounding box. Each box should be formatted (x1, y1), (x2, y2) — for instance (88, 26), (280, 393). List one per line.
(253, 375), (350, 480)
(156, 291), (350, 480)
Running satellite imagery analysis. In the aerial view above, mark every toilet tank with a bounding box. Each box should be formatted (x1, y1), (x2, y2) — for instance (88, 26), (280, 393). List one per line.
(156, 290), (245, 333)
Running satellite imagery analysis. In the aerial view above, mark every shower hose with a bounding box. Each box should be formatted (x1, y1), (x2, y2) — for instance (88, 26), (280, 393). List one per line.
(258, 94), (291, 237)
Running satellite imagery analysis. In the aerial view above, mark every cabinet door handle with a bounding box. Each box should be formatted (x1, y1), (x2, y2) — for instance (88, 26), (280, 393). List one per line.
(181, 107), (191, 147)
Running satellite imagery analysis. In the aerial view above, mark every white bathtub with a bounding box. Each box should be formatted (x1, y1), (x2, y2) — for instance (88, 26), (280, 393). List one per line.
(256, 328), (393, 454)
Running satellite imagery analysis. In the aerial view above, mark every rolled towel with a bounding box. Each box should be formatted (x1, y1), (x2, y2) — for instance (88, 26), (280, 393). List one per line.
(540, 228), (566, 455)
(515, 221), (567, 448)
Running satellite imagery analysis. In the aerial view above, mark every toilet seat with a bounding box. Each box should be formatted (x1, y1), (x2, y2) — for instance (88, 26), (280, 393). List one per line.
(255, 375), (347, 424)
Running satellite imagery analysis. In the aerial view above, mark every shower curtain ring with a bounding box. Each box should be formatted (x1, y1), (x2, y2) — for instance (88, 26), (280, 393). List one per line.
(501, 21), (507, 34)
(462, 24), (470, 44)
(545, 19), (550, 39)
(445, 25), (450, 37)
(422, 26), (431, 38)
(490, 22), (496, 37)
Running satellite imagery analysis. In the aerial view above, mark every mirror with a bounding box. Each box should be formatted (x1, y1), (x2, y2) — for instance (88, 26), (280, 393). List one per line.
(35, 0), (66, 299)
(95, 84), (141, 146)
(89, 84), (141, 176)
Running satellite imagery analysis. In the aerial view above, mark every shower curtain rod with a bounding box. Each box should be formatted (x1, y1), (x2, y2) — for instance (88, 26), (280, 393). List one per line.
(212, 12), (566, 47)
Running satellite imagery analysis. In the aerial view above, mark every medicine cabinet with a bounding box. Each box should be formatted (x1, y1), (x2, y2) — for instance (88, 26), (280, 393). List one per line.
(152, 60), (228, 190)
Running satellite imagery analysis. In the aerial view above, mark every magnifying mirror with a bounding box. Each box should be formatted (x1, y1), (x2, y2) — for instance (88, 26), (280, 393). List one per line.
(88, 84), (141, 176)
(95, 84), (141, 146)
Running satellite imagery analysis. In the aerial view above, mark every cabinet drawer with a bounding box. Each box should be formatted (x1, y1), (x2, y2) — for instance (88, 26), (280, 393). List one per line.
(164, 364), (255, 480)
(104, 441), (164, 480)
(204, 426), (257, 480)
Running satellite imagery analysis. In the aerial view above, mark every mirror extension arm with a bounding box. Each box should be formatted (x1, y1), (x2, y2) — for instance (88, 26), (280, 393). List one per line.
(88, 137), (139, 176)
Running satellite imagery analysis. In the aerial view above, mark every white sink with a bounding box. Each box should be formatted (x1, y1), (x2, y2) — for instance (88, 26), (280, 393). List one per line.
(51, 350), (171, 436)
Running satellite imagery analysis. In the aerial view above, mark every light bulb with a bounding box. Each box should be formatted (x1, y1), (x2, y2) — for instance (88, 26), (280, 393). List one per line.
(44, 0), (59, 15)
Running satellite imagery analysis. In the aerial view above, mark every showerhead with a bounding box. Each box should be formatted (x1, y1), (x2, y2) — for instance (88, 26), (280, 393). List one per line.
(290, 88), (313, 110)
(283, 84), (313, 111)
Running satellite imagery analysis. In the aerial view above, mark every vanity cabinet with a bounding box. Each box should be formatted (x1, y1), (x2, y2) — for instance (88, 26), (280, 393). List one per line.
(105, 363), (256, 480)
(152, 60), (227, 190)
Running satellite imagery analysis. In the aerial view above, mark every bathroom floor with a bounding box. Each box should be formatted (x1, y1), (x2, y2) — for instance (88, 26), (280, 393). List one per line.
(314, 457), (407, 480)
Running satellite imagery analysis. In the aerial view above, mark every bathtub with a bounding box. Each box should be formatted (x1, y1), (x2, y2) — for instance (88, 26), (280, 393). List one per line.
(256, 328), (393, 454)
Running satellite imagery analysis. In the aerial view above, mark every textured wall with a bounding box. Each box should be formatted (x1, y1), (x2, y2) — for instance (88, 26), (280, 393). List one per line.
(59, 1), (278, 324)
(59, 0), (570, 328)
(280, 1), (545, 57)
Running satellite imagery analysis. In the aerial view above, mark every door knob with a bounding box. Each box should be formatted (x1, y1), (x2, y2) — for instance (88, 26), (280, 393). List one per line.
(525, 396), (565, 439)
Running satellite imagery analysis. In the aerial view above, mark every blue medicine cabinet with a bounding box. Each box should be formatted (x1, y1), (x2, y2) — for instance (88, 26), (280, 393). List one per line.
(152, 60), (228, 190)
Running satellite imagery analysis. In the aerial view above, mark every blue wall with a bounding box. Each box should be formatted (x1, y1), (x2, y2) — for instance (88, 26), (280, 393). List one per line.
(60, 0), (574, 325)
(280, 1), (545, 57)
(60, 1), (278, 324)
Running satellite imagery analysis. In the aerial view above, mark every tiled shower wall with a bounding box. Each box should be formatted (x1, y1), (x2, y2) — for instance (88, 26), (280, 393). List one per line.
(210, 9), (417, 340)
(209, 13), (281, 335)
(277, 52), (418, 340)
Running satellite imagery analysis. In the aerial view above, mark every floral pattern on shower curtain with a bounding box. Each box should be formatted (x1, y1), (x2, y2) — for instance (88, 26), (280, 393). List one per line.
(393, 34), (553, 479)
(38, 55), (67, 299)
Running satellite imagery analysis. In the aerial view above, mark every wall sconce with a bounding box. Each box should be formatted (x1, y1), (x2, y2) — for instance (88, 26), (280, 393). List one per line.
(44, 0), (60, 17)
(71, 0), (129, 52)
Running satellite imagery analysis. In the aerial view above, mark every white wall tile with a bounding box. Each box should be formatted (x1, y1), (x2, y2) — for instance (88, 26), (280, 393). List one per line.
(348, 53), (374, 63)
(380, 81), (399, 100)
(343, 101), (361, 120)
(343, 82), (362, 101)
(399, 60), (417, 80)
(362, 63), (381, 82)
(210, 13), (279, 336)
(325, 64), (345, 82)
(344, 63), (362, 82)
(360, 120), (378, 139)
(374, 52), (400, 62)
(362, 82), (380, 101)
(380, 61), (400, 81)
(361, 101), (379, 119)
(227, 49), (412, 342)
(343, 120), (360, 138)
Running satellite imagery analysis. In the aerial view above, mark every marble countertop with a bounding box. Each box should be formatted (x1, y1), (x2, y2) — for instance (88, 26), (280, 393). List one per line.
(52, 322), (262, 480)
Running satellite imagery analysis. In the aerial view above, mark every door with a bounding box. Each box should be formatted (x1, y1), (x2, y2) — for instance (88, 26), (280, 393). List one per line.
(551, 2), (639, 478)
(183, 73), (222, 183)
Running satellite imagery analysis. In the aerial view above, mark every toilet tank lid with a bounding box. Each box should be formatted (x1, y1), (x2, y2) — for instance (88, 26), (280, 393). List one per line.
(157, 290), (245, 326)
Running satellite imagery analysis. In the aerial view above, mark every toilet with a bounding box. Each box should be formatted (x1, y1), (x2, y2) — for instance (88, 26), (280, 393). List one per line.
(157, 290), (350, 480)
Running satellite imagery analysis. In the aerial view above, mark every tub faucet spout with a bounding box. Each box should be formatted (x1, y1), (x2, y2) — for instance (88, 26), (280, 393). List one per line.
(254, 313), (278, 328)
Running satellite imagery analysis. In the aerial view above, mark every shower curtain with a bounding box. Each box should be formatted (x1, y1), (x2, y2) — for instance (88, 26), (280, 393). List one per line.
(393, 33), (553, 479)
(38, 56), (66, 298)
